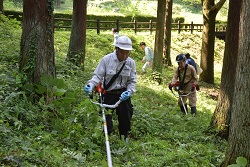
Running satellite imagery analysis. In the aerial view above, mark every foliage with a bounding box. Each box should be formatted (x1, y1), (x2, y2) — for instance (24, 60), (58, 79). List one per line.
(227, 157), (248, 167)
(21, 74), (76, 109)
(0, 14), (229, 167)
(3, 0), (22, 9)
(0, 14), (21, 62)
(174, 0), (202, 13)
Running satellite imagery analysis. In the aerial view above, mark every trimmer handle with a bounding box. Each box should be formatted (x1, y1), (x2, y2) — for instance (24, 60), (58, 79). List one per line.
(95, 82), (102, 93)
(94, 82), (106, 95)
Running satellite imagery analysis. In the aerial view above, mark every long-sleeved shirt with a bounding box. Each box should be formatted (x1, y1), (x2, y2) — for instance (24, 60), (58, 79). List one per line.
(142, 46), (154, 62)
(87, 51), (137, 94)
(171, 64), (198, 93)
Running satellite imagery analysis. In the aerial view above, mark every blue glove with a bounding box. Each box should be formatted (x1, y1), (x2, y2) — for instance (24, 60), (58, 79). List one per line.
(120, 90), (131, 101)
(84, 84), (92, 94)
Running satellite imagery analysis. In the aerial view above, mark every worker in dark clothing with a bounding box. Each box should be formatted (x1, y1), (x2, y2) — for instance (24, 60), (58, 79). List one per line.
(169, 54), (199, 117)
(185, 53), (197, 73)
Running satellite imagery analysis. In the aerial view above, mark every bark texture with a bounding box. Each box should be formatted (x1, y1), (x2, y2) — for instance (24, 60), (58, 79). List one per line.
(67, 0), (87, 66)
(153, 0), (166, 73)
(222, 0), (250, 166)
(200, 0), (226, 83)
(20, 0), (55, 83)
(0, 0), (3, 13)
(163, 0), (173, 66)
(210, 0), (241, 140)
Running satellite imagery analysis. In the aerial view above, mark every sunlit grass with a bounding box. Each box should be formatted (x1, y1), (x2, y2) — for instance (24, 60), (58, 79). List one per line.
(57, 30), (226, 166)
(0, 14), (227, 167)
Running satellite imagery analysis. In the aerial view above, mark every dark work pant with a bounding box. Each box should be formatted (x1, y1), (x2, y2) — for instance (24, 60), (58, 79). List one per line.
(102, 93), (133, 138)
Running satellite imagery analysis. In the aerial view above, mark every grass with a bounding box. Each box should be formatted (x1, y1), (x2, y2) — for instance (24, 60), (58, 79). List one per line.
(0, 14), (228, 166)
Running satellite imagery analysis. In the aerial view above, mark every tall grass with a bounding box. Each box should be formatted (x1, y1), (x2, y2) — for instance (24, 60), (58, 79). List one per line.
(0, 14), (227, 166)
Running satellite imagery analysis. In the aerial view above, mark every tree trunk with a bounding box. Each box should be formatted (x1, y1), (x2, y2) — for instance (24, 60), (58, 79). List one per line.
(222, 1), (250, 166)
(20, 0), (55, 83)
(153, 0), (166, 73)
(200, 0), (226, 83)
(209, 0), (241, 140)
(67, 0), (87, 67)
(163, 0), (173, 66)
(0, 0), (3, 13)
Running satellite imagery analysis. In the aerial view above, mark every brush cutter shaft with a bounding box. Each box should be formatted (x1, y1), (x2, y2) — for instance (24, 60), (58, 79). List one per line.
(106, 141), (112, 166)
(180, 96), (188, 115)
(101, 108), (113, 167)
(89, 96), (121, 167)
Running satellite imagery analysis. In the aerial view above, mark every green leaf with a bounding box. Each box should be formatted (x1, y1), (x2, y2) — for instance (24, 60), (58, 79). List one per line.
(15, 74), (22, 84)
(52, 78), (65, 88)
(227, 165), (239, 167)
(40, 74), (54, 87)
(53, 99), (62, 107)
(22, 83), (34, 93)
(62, 97), (76, 104)
(236, 157), (247, 167)
(35, 84), (46, 94)
(65, 91), (75, 98)
(52, 86), (66, 96)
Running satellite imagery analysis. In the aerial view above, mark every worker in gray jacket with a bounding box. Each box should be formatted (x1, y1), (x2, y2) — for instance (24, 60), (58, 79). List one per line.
(84, 36), (137, 139)
(140, 42), (154, 73)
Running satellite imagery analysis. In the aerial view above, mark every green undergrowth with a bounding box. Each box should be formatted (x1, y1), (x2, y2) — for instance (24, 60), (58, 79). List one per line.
(0, 15), (227, 167)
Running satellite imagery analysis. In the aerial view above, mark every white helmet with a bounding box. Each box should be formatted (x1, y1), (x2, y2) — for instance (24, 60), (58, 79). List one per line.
(115, 36), (133, 51)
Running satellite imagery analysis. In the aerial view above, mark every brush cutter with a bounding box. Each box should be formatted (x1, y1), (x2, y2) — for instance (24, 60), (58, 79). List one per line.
(88, 83), (122, 167)
(170, 84), (193, 115)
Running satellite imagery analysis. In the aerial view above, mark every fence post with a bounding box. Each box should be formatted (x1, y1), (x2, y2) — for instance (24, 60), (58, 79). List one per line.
(96, 18), (100, 34)
(149, 20), (153, 35)
(191, 21), (193, 34)
(223, 26), (226, 31)
(134, 20), (137, 34)
(178, 21), (181, 34)
(116, 19), (119, 32)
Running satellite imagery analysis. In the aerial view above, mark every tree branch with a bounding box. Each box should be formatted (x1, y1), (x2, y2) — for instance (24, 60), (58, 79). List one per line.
(210, 0), (227, 13)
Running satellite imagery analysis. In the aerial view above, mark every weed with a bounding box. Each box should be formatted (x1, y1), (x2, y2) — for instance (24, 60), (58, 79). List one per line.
(0, 15), (227, 166)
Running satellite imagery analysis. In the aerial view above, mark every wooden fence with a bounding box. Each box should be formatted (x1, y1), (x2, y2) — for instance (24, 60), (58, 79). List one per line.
(54, 18), (227, 35)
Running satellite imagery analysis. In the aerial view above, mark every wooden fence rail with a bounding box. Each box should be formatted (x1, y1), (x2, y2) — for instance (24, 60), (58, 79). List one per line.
(54, 18), (227, 35)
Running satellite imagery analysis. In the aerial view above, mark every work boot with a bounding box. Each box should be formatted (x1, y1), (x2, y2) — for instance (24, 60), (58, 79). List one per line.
(191, 106), (197, 117)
